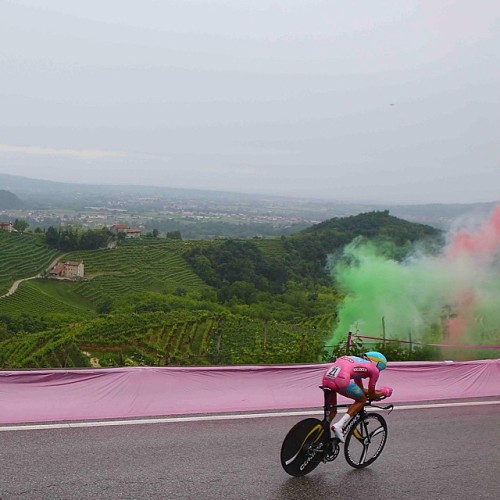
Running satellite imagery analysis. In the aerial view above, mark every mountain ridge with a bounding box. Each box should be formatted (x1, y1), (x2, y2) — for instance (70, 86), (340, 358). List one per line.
(0, 189), (24, 209)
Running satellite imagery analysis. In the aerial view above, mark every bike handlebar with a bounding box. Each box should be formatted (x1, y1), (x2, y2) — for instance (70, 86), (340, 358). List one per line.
(327, 401), (393, 412)
(366, 400), (394, 413)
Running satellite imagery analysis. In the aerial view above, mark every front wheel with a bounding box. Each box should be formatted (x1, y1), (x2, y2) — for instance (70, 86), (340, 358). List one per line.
(280, 418), (329, 477)
(344, 413), (388, 469)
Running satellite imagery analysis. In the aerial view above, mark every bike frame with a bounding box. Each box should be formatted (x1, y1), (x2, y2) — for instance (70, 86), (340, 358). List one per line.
(320, 385), (394, 441)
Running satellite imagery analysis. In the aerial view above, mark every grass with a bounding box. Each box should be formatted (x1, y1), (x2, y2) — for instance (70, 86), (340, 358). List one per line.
(0, 237), (210, 317)
(0, 231), (60, 294)
(0, 279), (96, 317)
(0, 311), (330, 369)
(68, 239), (209, 305)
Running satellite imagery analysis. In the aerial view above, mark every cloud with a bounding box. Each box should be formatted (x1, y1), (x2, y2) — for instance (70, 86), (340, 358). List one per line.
(0, 144), (127, 160)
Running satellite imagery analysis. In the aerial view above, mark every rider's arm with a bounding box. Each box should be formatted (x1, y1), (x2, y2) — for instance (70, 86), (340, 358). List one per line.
(354, 378), (371, 397)
(366, 368), (383, 400)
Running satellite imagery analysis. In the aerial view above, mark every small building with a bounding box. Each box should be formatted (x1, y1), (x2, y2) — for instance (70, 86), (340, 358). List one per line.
(49, 263), (65, 277)
(110, 224), (130, 234)
(110, 224), (141, 238)
(50, 261), (85, 279)
(64, 261), (85, 278)
(0, 222), (12, 232)
(124, 228), (141, 238)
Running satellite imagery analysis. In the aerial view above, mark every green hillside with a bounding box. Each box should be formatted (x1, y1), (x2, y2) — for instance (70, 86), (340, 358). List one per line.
(252, 237), (287, 258)
(0, 231), (60, 294)
(0, 311), (332, 369)
(284, 210), (442, 281)
(298, 209), (440, 245)
(0, 279), (95, 318)
(66, 238), (209, 305)
(0, 237), (210, 319)
(0, 211), (445, 368)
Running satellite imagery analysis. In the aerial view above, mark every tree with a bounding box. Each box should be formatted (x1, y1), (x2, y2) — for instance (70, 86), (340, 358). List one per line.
(13, 219), (29, 233)
(79, 227), (112, 250)
(166, 230), (182, 240)
(96, 298), (114, 315)
(0, 320), (10, 341)
(45, 226), (60, 247)
(58, 227), (79, 251)
(219, 281), (257, 305)
(190, 254), (219, 286)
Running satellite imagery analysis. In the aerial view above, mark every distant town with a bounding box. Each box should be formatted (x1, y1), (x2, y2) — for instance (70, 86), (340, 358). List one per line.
(0, 203), (318, 239)
(1, 173), (498, 238)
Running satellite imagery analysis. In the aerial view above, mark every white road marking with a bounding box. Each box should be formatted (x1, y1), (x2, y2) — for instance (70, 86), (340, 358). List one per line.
(1, 400), (498, 432)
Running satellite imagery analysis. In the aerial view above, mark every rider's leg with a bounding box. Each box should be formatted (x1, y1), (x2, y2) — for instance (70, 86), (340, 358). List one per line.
(346, 396), (367, 419)
(331, 382), (365, 442)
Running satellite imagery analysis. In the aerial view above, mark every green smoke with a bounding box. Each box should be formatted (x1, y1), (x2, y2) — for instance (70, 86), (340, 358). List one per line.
(466, 274), (500, 344)
(328, 237), (500, 350)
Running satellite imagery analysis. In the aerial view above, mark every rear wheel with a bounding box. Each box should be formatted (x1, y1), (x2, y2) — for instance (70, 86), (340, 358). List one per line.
(280, 418), (329, 477)
(344, 413), (387, 468)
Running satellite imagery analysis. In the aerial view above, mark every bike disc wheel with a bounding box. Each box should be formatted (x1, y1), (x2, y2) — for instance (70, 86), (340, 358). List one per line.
(280, 418), (328, 477)
(344, 413), (387, 469)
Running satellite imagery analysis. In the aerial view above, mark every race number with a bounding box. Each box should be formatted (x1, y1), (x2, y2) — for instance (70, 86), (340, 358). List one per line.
(326, 366), (340, 379)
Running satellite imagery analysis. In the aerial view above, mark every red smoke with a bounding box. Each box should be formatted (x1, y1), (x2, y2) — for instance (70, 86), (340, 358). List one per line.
(444, 205), (500, 343)
(445, 289), (476, 343)
(448, 205), (500, 258)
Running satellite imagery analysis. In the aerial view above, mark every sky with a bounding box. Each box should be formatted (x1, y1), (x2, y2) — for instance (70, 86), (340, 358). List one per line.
(0, 0), (499, 203)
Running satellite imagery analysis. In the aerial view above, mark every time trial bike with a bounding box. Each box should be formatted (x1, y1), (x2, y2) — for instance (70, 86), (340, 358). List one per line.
(280, 385), (393, 476)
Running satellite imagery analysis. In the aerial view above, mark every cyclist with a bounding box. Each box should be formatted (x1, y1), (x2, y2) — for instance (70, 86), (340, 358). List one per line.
(322, 351), (393, 443)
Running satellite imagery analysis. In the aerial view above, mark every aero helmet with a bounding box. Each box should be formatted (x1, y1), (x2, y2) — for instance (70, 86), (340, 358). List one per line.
(364, 351), (387, 371)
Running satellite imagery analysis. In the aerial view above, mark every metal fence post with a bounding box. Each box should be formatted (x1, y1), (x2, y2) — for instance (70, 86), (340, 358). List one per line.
(346, 331), (353, 355)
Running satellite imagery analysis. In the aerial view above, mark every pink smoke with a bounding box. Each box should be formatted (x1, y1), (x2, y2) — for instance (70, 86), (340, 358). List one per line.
(444, 205), (500, 343)
(445, 289), (476, 343)
(447, 205), (500, 259)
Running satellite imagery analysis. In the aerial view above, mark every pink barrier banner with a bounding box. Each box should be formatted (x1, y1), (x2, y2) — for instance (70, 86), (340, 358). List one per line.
(1, 359), (499, 424)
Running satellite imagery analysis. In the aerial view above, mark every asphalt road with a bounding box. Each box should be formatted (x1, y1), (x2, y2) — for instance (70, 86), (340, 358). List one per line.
(1, 402), (498, 500)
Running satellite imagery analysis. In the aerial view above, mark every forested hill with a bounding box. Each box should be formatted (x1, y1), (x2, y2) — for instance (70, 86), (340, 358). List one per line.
(298, 209), (440, 243)
(187, 210), (442, 292)
(282, 210), (442, 281)
(0, 189), (24, 209)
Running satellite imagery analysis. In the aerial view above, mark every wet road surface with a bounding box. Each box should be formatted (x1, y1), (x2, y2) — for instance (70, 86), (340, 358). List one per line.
(1, 401), (498, 500)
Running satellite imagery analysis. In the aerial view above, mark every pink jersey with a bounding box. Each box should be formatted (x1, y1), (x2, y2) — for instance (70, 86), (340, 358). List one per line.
(322, 355), (379, 392)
